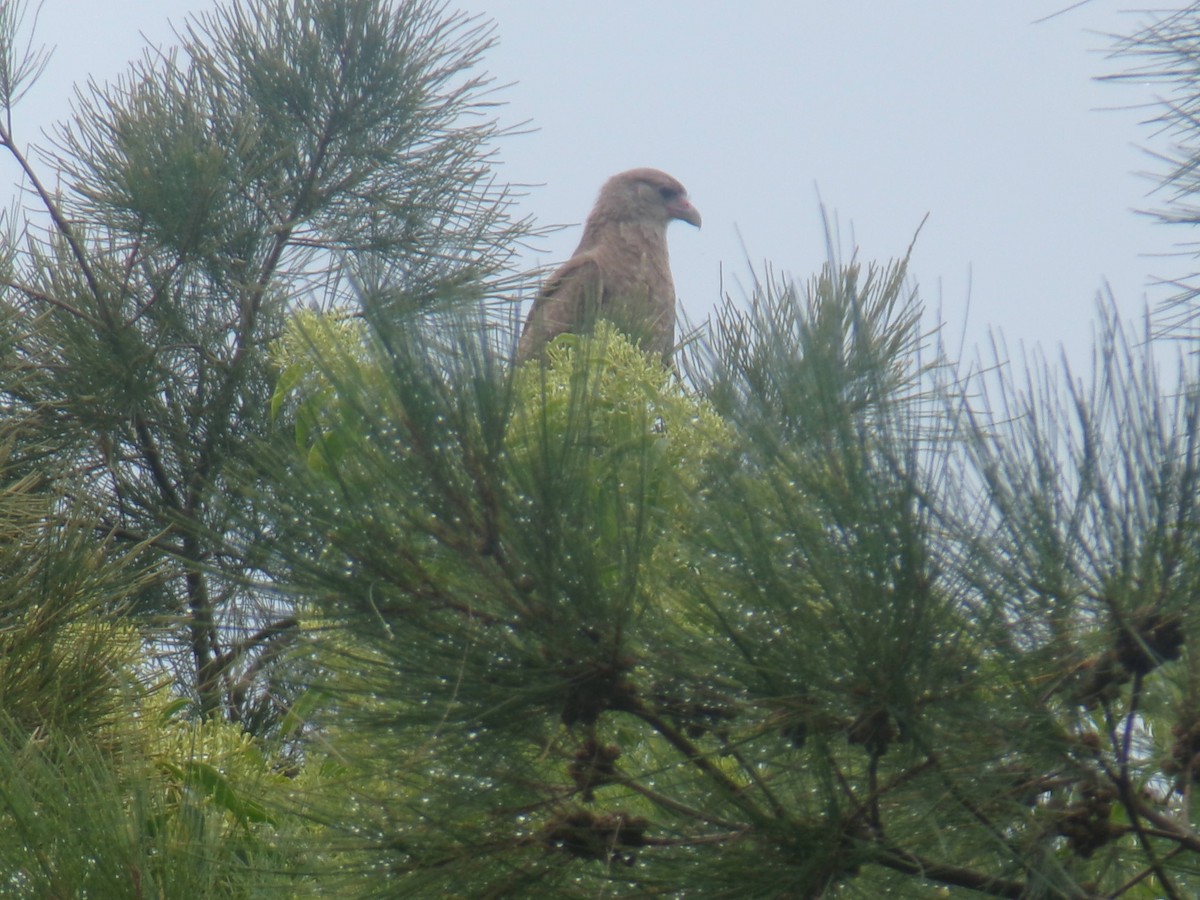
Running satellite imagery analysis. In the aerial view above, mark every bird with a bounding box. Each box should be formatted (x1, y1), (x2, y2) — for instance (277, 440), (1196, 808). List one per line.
(516, 168), (701, 363)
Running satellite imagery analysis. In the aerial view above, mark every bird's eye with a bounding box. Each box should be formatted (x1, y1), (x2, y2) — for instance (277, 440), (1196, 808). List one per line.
(658, 186), (677, 201)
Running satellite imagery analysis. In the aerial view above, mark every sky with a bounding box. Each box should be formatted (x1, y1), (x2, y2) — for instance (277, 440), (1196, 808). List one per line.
(9, 1), (1184, 372)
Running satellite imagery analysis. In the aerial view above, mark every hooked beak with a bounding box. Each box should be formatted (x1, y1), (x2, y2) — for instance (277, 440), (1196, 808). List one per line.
(669, 197), (702, 228)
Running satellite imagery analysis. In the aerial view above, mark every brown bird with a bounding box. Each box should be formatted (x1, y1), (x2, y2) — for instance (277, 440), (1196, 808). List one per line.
(517, 168), (701, 362)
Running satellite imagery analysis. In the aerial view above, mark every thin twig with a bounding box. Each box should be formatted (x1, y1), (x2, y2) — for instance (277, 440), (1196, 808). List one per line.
(3, 280), (100, 326)
(632, 705), (769, 827)
(0, 121), (106, 314)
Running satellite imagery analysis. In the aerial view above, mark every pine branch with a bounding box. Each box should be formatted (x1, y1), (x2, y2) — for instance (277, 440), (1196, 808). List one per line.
(2, 280), (99, 326)
(1112, 674), (1183, 899)
(615, 769), (745, 831)
(871, 846), (1027, 899)
(212, 616), (300, 680)
(632, 704), (769, 828)
(0, 121), (106, 313)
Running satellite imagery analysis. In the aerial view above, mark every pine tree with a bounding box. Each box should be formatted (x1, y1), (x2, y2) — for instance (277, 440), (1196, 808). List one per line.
(0, 0), (527, 720)
(264, 249), (1200, 896)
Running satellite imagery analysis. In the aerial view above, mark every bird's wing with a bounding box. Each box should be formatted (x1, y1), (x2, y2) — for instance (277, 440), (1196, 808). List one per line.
(517, 254), (604, 361)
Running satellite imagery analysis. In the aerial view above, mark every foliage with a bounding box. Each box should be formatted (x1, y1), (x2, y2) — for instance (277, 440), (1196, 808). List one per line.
(1108, 2), (1200, 339)
(0, 370), (319, 896)
(5, 0), (1200, 897)
(0, 0), (529, 718)
(262, 250), (1200, 898)
(0, 700), (322, 899)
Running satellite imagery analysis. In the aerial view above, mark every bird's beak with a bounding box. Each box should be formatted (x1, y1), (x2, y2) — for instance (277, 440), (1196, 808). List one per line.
(669, 198), (702, 228)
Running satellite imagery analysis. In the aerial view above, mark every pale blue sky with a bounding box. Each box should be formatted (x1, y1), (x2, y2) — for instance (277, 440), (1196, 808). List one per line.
(11, 1), (1178, 369)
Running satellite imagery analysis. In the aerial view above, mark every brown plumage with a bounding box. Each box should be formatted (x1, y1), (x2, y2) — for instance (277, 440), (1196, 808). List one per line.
(517, 168), (701, 362)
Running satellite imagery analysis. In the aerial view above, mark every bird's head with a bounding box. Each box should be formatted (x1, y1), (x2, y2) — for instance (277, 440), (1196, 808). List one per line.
(595, 168), (702, 229)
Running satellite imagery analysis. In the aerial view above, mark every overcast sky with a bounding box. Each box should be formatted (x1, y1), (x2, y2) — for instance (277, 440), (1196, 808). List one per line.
(10, 1), (1182, 371)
